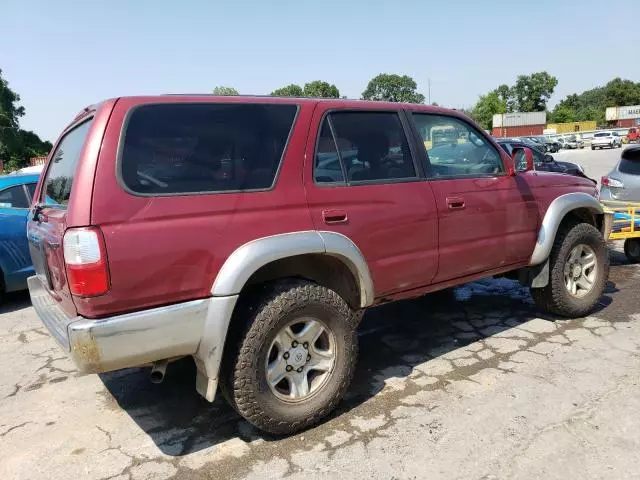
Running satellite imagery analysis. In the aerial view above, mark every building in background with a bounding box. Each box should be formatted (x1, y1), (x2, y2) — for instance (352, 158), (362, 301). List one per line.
(492, 112), (546, 137)
(606, 105), (640, 128)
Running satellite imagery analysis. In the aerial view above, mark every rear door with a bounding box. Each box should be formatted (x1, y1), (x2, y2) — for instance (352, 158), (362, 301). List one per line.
(408, 111), (539, 282)
(304, 105), (439, 297)
(27, 119), (94, 316)
(0, 184), (33, 290)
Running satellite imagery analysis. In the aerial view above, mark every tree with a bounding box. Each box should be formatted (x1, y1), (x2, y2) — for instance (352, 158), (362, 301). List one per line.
(212, 86), (239, 96)
(511, 72), (558, 112)
(0, 69), (51, 171)
(361, 74), (425, 103)
(470, 91), (507, 130)
(303, 80), (340, 98)
(271, 84), (304, 97)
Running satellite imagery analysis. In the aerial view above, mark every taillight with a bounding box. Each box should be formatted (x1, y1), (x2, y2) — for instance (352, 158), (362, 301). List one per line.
(63, 227), (110, 297)
(601, 176), (624, 188)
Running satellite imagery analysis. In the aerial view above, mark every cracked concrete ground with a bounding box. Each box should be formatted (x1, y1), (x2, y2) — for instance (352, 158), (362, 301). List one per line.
(1, 248), (639, 480)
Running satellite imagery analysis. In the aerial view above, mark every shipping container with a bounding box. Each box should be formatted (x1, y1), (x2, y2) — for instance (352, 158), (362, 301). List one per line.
(606, 105), (640, 121)
(492, 111), (546, 128)
(491, 125), (545, 138)
(612, 119), (636, 128)
(546, 121), (597, 134)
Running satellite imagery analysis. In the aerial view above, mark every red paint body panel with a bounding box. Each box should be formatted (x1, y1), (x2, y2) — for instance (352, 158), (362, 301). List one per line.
(28, 96), (599, 319)
(492, 125), (545, 138)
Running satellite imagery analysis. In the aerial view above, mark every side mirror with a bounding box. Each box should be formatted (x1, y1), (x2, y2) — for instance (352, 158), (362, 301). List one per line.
(511, 147), (535, 174)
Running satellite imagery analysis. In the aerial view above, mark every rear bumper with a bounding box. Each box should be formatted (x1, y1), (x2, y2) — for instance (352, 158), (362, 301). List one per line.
(27, 275), (210, 374)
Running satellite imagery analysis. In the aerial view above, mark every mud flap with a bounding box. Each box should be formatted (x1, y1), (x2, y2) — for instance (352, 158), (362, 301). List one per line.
(519, 259), (550, 288)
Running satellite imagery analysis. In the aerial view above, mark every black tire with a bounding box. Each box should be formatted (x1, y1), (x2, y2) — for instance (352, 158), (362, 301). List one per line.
(624, 238), (640, 263)
(591, 146), (595, 150)
(530, 222), (609, 317)
(222, 280), (359, 435)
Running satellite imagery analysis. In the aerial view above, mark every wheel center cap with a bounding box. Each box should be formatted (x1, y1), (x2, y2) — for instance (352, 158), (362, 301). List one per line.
(288, 346), (307, 368)
(572, 264), (582, 278)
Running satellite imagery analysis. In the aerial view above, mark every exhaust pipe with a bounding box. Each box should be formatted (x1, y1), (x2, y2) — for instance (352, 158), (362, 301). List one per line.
(150, 360), (168, 384)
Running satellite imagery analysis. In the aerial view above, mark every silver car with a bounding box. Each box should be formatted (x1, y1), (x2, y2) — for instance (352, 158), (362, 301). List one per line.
(599, 146), (640, 262)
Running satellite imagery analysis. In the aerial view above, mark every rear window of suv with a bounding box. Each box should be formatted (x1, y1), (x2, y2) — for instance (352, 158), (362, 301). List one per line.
(42, 119), (94, 206)
(119, 103), (298, 195)
(618, 149), (640, 175)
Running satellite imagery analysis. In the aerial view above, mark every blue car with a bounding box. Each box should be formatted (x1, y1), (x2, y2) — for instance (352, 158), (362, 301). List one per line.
(0, 173), (40, 300)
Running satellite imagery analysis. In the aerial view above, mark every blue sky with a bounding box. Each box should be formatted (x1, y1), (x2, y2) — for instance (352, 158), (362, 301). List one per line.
(3, 0), (638, 141)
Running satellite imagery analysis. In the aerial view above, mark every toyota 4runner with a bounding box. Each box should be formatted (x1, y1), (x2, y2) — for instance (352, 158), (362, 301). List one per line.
(27, 96), (612, 434)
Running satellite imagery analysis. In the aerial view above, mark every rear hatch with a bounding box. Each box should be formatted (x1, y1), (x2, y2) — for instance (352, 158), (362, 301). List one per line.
(27, 118), (95, 317)
(605, 147), (640, 202)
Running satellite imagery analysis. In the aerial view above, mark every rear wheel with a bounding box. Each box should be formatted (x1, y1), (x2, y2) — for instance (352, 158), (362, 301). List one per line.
(530, 222), (608, 317)
(222, 280), (359, 435)
(591, 146), (595, 150)
(624, 238), (640, 263)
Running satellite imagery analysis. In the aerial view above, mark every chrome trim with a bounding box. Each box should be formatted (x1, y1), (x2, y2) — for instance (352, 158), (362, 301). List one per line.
(530, 193), (605, 266)
(211, 230), (375, 308)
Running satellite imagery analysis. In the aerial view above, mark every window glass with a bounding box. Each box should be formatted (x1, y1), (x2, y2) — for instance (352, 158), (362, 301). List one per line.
(314, 119), (345, 183)
(412, 114), (503, 178)
(0, 185), (29, 209)
(120, 103), (297, 194)
(42, 119), (93, 206)
(324, 111), (416, 183)
(26, 183), (37, 200)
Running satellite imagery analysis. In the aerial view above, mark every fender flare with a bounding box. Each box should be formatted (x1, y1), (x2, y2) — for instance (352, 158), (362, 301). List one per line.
(194, 231), (375, 401)
(529, 192), (605, 266)
(211, 230), (375, 308)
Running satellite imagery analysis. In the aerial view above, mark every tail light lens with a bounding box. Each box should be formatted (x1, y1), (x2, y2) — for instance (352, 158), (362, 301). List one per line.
(63, 228), (110, 297)
(601, 176), (624, 188)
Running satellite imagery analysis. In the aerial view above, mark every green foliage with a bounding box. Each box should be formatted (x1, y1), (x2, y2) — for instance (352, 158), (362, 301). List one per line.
(302, 80), (340, 98)
(212, 86), (239, 96)
(469, 91), (507, 130)
(270, 84), (304, 97)
(511, 72), (558, 112)
(549, 78), (640, 125)
(0, 69), (51, 171)
(361, 73), (425, 103)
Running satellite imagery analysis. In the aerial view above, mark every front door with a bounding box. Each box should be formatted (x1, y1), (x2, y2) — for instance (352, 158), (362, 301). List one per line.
(409, 112), (539, 283)
(304, 106), (439, 298)
(0, 184), (34, 290)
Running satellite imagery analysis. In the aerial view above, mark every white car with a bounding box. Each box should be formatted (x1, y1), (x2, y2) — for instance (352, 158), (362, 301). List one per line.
(591, 131), (622, 150)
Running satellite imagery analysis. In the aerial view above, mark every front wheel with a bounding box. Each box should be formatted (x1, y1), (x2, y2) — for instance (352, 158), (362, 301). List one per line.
(530, 222), (609, 317)
(222, 280), (359, 435)
(624, 238), (640, 263)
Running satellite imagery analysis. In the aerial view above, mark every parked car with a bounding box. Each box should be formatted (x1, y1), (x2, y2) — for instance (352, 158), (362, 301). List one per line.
(521, 136), (548, 153)
(496, 139), (593, 181)
(27, 97), (611, 435)
(592, 131), (622, 150)
(599, 145), (640, 262)
(0, 173), (40, 301)
(560, 135), (584, 149)
(628, 127), (639, 143)
(540, 136), (561, 153)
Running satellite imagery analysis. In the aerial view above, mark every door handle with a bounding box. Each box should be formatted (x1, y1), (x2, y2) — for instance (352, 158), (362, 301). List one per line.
(446, 197), (466, 210)
(322, 209), (348, 224)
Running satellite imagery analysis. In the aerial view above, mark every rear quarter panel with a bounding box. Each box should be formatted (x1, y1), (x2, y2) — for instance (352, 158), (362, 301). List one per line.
(84, 97), (315, 318)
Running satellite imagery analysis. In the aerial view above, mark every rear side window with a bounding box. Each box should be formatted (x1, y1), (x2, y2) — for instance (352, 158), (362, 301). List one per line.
(0, 185), (29, 209)
(314, 111), (416, 184)
(42, 119), (93, 206)
(619, 149), (640, 175)
(120, 103), (297, 195)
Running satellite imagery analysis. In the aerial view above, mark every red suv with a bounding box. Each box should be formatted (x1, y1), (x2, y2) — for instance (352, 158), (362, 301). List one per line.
(27, 96), (611, 434)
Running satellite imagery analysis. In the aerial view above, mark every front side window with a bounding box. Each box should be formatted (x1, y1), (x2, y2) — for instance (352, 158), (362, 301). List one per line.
(412, 113), (503, 178)
(314, 111), (416, 184)
(42, 119), (93, 206)
(120, 103), (297, 195)
(0, 185), (30, 209)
